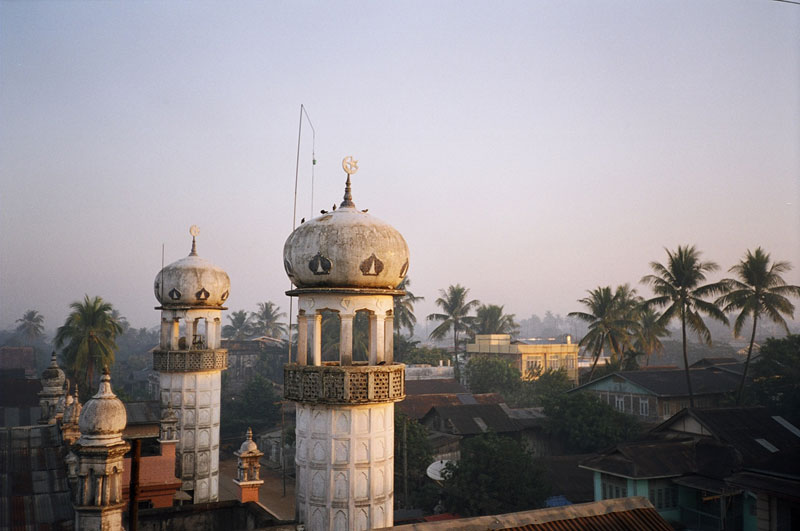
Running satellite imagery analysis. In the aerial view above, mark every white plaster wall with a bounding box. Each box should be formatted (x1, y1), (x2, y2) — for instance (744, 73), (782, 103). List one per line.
(295, 402), (395, 531)
(160, 370), (222, 503)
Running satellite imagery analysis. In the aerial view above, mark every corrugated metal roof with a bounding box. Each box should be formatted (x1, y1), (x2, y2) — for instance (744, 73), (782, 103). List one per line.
(405, 379), (469, 395)
(386, 497), (673, 530)
(0, 424), (74, 530)
(572, 367), (741, 397)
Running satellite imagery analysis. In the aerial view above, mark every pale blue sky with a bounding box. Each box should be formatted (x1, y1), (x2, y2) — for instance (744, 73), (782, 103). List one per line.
(1, 1), (798, 334)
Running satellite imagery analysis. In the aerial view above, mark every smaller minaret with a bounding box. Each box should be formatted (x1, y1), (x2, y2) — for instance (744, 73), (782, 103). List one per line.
(233, 427), (264, 504)
(62, 384), (83, 445)
(39, 352), (66, 424)
(73, 368), (130, 531)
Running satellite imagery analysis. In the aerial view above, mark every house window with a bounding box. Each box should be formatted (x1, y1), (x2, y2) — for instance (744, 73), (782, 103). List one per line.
(649, 484), (678, 510)
(615, 395), (625, 412)
(663, 401), (670, 417)
(639, 398), (649, 417)
(601, 474), (627, 500)
(550, 358), (560, 369)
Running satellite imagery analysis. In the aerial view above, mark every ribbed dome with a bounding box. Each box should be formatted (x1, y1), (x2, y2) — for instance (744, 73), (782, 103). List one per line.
(237, 427), (259, 454)
(78, 369), (127, 443)
(41, 352), (65, 390)
(154, 235), (230, 308)
(283, 175), (409, 290)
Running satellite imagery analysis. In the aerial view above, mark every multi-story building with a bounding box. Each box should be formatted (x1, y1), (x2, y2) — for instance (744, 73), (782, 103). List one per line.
(466, 334), (579, 385)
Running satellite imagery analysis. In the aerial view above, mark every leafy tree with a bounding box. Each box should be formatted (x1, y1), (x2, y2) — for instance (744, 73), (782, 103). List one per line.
(745, 334), (800, 424)
(55, 295), (123, 399)
(568, 285), (637, 381)
(223, 310), (254, 340)
(510, 368), (572, 407)
(544, 392), (642, 454)
(220, 374), (281, 438)
(469, 304), (519, 337)
(427, 284), (479, 373)
(15, 310), (45, 343)
(251, 301), (287, 338)
(399, 345), (451, 366)
(393, 334), (420, 362)
(642, 245), (728, 407)
(716, 248), (800, 404)
(465, 356), (521, 396)
(394, 277), (424, 337)
(395, 413), (437, 511)
(442, 432), (548, 516)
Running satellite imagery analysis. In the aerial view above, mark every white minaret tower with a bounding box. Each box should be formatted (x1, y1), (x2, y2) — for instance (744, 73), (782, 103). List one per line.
(283, 157), (408, 531)
(153, 227), (229, 503)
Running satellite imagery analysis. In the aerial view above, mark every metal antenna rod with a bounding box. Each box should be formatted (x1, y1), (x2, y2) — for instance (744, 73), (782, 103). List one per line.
(288, 104), (316, 364)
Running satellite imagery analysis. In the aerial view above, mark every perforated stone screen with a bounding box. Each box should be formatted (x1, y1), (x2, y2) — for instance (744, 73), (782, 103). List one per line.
(284, 364), (405, 404)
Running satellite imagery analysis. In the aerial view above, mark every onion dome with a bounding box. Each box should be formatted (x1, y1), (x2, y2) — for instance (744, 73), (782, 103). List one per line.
(283, 162), (409, 290)
(154, 226), (230, 308)
(237, 427), (259, 455)
(41, 352), (65, 391)
(78, 368), (127, 444)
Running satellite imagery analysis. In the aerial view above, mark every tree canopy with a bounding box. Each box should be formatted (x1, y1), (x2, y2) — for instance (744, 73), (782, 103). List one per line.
(442, 432), (549, 516)
(744, 334), (800, 425)
(54, 295), (123, 399)
(544, 392), (642, 454)
(465, 356), (521, 395)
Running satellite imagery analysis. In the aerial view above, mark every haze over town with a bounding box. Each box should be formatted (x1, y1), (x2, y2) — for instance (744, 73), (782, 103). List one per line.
(2, 1), (798, 334)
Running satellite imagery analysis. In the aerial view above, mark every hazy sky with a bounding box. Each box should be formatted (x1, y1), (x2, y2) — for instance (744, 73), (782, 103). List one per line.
(2, 1), (799, 335)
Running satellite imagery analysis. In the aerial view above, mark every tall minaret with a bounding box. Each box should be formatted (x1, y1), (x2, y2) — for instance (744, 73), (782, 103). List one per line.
(153, 227), (229, 503)
(283, 157), (408, 530)
(73, 368), (130, 531)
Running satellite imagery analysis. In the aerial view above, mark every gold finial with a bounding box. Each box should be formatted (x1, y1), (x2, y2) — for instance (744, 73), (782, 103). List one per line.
(189, 225), (200, 255)
(342, 156), (359, 175)
(340, 156), (359, 208)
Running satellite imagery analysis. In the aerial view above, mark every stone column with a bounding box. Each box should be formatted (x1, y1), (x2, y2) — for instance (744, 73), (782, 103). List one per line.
(384, 314), (394, 364)
(183, 318), (194, 348)
(310, 313), (322, 366)
(171, 319), (181, 350)
(297, 312), (308, 366)
(340, 314), (354, 366)
(369, 314), (386, 365)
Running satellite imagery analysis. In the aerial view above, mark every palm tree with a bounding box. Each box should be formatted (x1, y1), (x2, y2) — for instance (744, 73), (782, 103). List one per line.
(568, 285), (637, 381)
(470, 304), (519, 336)
(251, 301), (287, 338)
(634, 306), (670, 366)
(715, 248), (800, 404)
(427, 284), (480, 372)
(15, 310), (44, 343)
(393, 277), (424, 337)
(641, 245), (728, 407)
(223, 310), (254, 340)
(54, 295), (122, 398)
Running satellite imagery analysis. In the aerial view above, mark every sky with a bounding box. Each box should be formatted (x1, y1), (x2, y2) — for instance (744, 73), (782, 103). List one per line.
(1, 1), (799, 337)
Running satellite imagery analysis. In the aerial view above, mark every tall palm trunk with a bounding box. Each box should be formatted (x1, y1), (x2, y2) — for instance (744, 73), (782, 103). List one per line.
(681, 306), (695, 408)
(587, 340), (604, 382)
(737, 313), (758, 405)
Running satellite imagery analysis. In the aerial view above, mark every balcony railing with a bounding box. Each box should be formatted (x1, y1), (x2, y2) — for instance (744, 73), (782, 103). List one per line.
(284, 363), (405, 404)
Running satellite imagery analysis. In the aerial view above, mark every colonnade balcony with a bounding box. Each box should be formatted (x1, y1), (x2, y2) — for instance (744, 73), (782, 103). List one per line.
(284, 287), (406, 405)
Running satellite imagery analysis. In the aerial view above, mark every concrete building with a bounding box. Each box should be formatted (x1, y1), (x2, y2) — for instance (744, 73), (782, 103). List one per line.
(152, 228), (229, 503)
(282, 158), (407, 530)
(466, 334), (580, 385)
